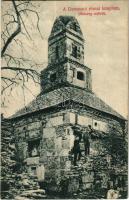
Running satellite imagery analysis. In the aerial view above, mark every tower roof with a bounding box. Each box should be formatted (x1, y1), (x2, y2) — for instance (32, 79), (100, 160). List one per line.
(59, 16), (75, 25)
(50, 15), (83, 38)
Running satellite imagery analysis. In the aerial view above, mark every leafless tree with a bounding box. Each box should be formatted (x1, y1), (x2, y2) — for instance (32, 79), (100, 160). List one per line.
(1, 0), (45, 108)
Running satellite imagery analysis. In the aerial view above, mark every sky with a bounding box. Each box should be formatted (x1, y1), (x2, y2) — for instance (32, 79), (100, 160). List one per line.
(1, 0), (128, 118)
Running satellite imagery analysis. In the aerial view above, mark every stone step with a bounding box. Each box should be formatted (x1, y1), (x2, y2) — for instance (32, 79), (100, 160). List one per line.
(15, 189), (46, 200)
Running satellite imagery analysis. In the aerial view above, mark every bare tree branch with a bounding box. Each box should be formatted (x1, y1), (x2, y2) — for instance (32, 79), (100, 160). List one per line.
(1, 76), (17, 84)
(1, 0), (21, 57)
(1, 0), (45, 110)
(19, 8), (43, 39)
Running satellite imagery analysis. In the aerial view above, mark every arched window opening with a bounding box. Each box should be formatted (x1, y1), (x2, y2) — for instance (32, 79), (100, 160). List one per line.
(28, 139), (40, 157)
(77, 71), (85, 81)
(55, 46), (59, 58)
(94, 122), (97, 126)
(72, 22), (77, 31)
(72, 45), (77, 58)
(50, 73), (57, 82)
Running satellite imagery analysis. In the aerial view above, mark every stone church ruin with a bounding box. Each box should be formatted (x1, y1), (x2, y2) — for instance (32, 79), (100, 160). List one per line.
(2, 16), (127, 198)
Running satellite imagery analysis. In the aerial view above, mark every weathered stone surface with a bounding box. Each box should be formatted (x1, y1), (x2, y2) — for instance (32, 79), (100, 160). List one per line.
(43, 127), (56, 138)
(36, 165), (45, 182)
(69, 112), (76, 124)
(82, 172), (94, 183)
(27, 122), (41, 130)
(65, 161), (71, 171)
(45, 116), (63, 127)
(93, 119), (108, 132)
(68, 177), (79, 193)
(25, 157), (39, 166)
(43, 137), (55, 149)
(77, 115), (92, 126)
(27, 130), (41, 139)
(55, 137), (62, 152)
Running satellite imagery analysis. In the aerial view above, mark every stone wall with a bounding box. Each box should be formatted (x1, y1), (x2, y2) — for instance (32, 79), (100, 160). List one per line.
(40, 60), (92, 93)
(12, 104), (125, 194)
(48, 32), (84, 66)
(65, 35), (84, 64)
(40, 63), (67, 92)
(67, 62), (92, 91)
(13, 106), (124, 161)
(48, 36), (66, 65)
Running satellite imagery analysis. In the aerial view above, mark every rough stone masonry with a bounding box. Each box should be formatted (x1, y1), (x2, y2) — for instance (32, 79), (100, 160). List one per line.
(8, 16), (127, 196)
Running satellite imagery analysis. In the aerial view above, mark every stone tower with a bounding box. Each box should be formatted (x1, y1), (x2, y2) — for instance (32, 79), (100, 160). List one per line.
(10, 16), (126, 195)
(40, 16), (92, 93)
